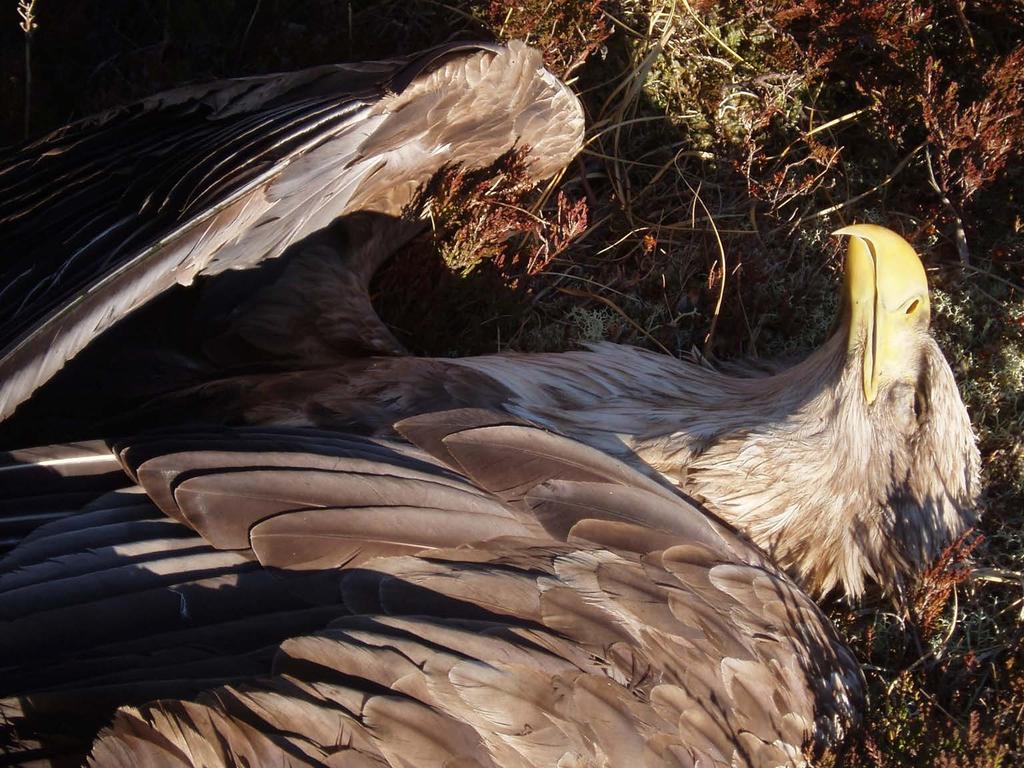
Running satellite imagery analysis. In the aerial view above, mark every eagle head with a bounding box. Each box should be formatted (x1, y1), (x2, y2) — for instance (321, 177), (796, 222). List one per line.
(675, 225), (981, 598)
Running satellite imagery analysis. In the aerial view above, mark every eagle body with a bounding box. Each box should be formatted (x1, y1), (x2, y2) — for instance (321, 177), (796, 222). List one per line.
(165, 309), (978, 599)
(0, 40), (979, 768)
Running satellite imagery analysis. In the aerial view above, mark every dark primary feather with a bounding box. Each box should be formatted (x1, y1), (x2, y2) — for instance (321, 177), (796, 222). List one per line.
(0, 40), (583, 424)
(0, 441), (125, 553)
(0, 65), (380, 419)
(0, 420), (862, 767)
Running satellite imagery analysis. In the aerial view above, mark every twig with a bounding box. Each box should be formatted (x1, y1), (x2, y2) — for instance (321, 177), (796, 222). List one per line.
(773, 106), (869, 165)
(952, 0), (976, 49)
(18, 0), (38, 140)
(684, 180), (728, 357)
(545, 272), (639, 303)
(804, 106), (870, 139)
(963, 265), (1024, 296)
(581, 147), (715, 169)
(237, 0), (262, 65)
(679, 0), (744, 64)
(970, 567), (1024, 584)
(583, 115), (677, 145)
(595, 228), (647, 255)
(924, 145), (970, 267)
(599, 4), (677, 226)
(796, 141), (927, 225)
(734, 262), (757, 356)
(604, 43), (668, 222)
(932, 583), (960, 663)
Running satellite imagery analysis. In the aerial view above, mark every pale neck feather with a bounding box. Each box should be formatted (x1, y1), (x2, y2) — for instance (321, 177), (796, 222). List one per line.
(454, 328), (979, 597)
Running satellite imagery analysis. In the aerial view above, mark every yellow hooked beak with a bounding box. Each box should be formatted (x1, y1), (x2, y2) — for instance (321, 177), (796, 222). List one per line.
(834, 224), (931, 404)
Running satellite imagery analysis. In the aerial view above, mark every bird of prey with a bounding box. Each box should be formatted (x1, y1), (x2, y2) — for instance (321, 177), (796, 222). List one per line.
(0, 41), (978, 767)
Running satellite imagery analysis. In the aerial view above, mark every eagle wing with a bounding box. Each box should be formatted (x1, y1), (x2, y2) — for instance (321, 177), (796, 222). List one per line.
(0, 414), (862, 767)
(0, 41), (584, 423)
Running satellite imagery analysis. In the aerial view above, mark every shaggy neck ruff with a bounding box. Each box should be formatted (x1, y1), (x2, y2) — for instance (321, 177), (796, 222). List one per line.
(457, 325), (979, 598)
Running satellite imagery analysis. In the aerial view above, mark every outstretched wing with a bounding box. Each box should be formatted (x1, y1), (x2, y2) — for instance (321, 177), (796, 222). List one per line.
(0, 41), (585, 422)
(0, 417), (862, 766)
